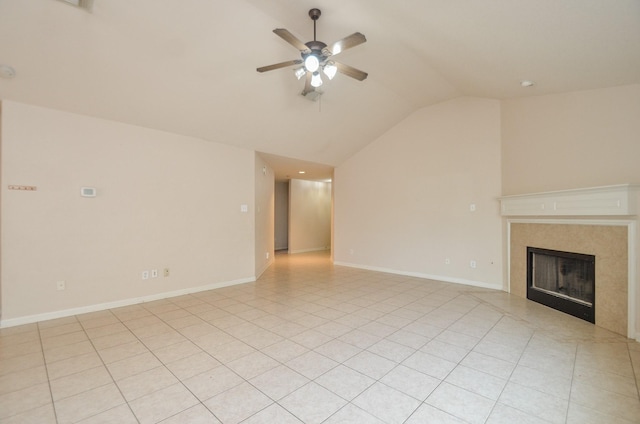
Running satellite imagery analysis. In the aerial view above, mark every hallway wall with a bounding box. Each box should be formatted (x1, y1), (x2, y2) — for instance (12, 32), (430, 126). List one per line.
(289, 179), (332, 254)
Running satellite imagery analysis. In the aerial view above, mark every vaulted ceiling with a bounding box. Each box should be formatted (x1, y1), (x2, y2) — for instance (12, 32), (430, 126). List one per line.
(1, 0), (638, 178)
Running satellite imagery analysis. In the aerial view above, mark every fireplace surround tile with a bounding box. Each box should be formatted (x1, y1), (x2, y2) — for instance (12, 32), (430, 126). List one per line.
(510, 223), (628, 336)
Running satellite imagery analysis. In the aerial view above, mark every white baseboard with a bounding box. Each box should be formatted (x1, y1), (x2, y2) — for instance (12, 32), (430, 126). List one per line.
(288, 247), (330, 254)
(333, 261), (503, 291)
(255, 257), (275, 279)
(0, 276), (255, 328)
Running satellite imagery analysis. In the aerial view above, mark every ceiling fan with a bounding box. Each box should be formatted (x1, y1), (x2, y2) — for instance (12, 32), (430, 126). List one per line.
(257, 8), (368, 95)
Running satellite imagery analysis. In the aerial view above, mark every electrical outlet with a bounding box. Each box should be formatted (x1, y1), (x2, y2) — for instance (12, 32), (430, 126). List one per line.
(265, 252), (269, 260)
(151, 269), (158, 278)
(470, 203), (476, 212)
(163, 268), (170, 277)
(445, 258), (450, 265)
(56, 281), (66, 291)
(470, 260), (477, 269)
(142, 270), (149, 280)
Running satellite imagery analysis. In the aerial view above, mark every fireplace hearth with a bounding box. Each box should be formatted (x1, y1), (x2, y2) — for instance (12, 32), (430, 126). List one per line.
(527, 247), (595, 323)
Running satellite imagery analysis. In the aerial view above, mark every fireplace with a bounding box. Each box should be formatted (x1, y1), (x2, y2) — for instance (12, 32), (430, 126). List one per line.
(500, 185), (638, 338)
(527, 247), (595, 323)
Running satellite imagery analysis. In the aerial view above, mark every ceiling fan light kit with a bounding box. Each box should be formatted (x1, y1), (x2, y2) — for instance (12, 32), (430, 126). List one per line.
(311, 72), (323, 88)
(257, 8), (368, 95)
(304, 55), (320, 73)
(323, 62), (337, 80)
(294, 67), (306, 80)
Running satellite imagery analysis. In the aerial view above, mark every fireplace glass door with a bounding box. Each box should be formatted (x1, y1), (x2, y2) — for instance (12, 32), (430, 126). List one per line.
(527, 247), (595, 323)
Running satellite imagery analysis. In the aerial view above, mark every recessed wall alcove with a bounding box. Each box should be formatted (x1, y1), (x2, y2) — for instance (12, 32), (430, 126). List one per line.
(500, 185), (639, 338)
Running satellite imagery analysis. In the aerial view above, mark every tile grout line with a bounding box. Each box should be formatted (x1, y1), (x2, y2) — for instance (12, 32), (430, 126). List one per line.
(627, 342), (640, 400)
(407, 295), (509, 423)
(321, 291), (485, 423)
(486, 326), (540, 422)
(137, 292), (328, 423)
(36, 321), (60, 424)
(76, 312), (141, 424)
(195, 291), (339, 423)
(121, 302), (227, 423)
(194, 275), (417, 423)
(565, 342), (579, 424)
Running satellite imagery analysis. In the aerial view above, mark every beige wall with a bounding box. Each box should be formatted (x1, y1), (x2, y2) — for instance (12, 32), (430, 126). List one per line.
(288, 179), (331, 254)
(254, 154), (275, 277)
(334, 97), (503, 288)
(501, 84), (640, 196)
(0, 102), (3, 319)
(1, 101), (256, 324)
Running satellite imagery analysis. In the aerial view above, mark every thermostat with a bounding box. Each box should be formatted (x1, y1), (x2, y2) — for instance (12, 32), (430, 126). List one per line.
(80, 187), (96, 197)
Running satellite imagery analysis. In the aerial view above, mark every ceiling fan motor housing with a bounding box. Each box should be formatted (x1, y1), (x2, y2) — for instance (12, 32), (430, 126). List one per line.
(304, 41), (328, 63)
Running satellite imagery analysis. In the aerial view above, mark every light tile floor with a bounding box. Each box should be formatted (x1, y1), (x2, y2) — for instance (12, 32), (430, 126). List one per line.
(1, 251), (640, 423)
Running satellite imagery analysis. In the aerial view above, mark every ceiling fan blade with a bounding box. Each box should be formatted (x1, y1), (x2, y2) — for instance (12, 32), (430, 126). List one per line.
(302, 72), (315, 95)
(334, 62), (368, 81)
(273, 29), (311, 54)
(327, 32), (366, 56)
(257, 59), (303, 73)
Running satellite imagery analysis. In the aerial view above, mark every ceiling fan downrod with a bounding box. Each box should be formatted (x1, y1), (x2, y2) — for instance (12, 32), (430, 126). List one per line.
(309, 8), (321, 41)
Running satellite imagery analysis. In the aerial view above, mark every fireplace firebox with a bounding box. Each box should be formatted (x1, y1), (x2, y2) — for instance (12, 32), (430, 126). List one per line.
(527, 247), (595, 323)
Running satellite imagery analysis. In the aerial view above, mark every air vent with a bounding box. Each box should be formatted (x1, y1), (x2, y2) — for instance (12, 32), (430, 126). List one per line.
(57, 0), (94, 11)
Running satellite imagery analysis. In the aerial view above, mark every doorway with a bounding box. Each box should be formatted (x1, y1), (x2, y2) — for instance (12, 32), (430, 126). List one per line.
(275, 181), (289, 252)
(275, 179), (332, 254)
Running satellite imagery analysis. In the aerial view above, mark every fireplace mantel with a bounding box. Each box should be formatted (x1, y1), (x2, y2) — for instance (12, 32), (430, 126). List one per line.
(499, 184), (639, 216)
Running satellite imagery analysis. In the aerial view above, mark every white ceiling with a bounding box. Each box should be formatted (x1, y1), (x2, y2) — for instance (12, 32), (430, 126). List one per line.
(1, 0), (638, 181)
